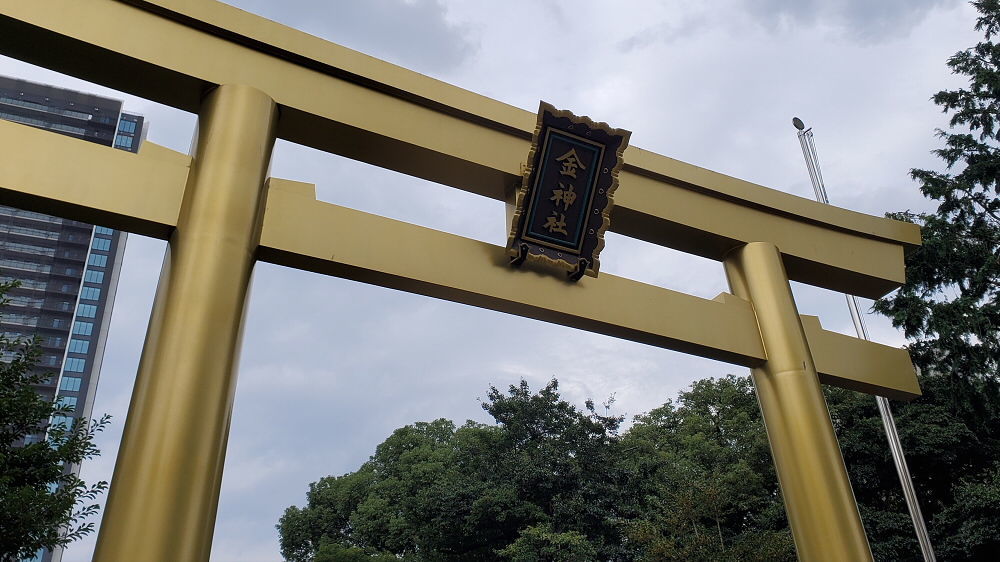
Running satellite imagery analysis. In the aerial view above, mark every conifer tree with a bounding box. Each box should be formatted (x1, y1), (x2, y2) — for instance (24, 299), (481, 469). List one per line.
(874, 0), (1000, 381)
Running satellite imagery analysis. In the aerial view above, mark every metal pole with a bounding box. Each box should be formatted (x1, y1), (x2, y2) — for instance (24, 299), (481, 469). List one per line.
(793, 119), (936, 561)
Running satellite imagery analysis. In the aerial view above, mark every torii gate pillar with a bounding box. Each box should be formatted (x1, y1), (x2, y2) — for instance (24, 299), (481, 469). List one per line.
(93, 84), (277, 562)
(726, 242), (872, 560)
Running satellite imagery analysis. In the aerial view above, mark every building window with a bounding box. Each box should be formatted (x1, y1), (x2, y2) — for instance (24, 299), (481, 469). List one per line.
(118, 120), (136, 134)
(94, 226), (114, 235)
(80, 287), (101, 301)
(92, 238), (111, 251)
(72, 321), (93, 336)
(114, 134), (134, 149)
(76, 303), (97, 318)
(84, 270), (104, 284)
(64, 357), (86, 372)
(0, 258), (51, 274)
(88, 254), (107, 268)
(51, 318), (65, 328)
(60, 376), (82, 392)
(0, 223), (60, 240)
(50, 123), (87, 135)
(68, 339), (90, 354)
(50, 415), (74, 429)
(56, 396), (78, 410)
(23, 434), (44, 446)
(3, 241), (57, 257)
(0, 277), (46, 291)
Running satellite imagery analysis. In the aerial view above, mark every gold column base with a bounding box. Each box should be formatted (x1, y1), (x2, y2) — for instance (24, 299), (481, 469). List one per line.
(725, 242), (872, 562)
(93, 84), (277, 562)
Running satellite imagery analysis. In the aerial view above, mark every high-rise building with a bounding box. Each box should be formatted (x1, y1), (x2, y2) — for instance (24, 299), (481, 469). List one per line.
(0, 75), (145, 562)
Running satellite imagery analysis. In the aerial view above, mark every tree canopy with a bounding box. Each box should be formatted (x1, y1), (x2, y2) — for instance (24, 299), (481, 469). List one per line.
(279, 373), (1000, 561)
(828, 375), (1000, 561)
(0, 281), (110, 561)
(873, 0), (1000, 381)
(277, 377), (794, 561)
(862, 3), (1000, 556)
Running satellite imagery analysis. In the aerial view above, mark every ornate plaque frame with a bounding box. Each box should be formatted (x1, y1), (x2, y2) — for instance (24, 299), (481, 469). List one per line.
(506, 101), (631, 280)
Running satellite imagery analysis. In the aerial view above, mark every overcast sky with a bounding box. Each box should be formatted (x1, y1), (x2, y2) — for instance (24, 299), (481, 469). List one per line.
(0, 0), (983, 560)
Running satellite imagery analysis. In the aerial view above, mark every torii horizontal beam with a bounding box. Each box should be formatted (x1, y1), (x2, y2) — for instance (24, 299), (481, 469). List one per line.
(0, 118), (919, 400)
(0, 0), (920, 299)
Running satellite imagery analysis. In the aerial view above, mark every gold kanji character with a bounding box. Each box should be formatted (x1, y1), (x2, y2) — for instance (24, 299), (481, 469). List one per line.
(550, 182), (577, 210)
(542, 211), (568, 236)
(556, 148), (585, 178)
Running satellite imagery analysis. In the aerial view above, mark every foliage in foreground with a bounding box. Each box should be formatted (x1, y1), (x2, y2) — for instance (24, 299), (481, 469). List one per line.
(279, 374), (1000, 561)
(861, 3), (1000, 557)
(830, 375), (1000, 561)
(278, 377), (792, 561)
(873, 0), (1000, 381)
(0, 282), (110, 561)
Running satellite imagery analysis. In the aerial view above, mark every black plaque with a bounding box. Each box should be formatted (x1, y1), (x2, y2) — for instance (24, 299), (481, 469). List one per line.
(507, 102), (631, 280)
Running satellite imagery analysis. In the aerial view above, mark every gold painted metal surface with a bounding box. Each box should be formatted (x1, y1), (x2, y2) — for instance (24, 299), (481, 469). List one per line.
(260, 179), (765, 366)
(725, 243), (873, 561)
(259, 179), (920, 399)
(0, 133), (921, 398)
(614, 169), (912, 297)
(0, 119), (187, 238)
(803, 315), (919, 401)
(0, 0), (920, 298)
(93, 85), (277, 561)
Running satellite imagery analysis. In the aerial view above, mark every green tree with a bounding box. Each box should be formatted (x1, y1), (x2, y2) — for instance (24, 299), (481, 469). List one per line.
(277, 378), (795, 561)
(276, 372), (998, 561)
(278, 379), (632, 561)
(313, 540), (398, 562)
(622, 375), (794, 562)
(827, 375), (1000, 561)
(873, 0), (1000, 381)
(865, 2), (1000, 558)
(0, 281), (110, 561)
(495, 524), (598, 561)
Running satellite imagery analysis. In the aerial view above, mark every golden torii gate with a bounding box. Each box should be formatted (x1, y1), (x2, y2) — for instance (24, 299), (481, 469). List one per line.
(0, 1), (922, 560)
